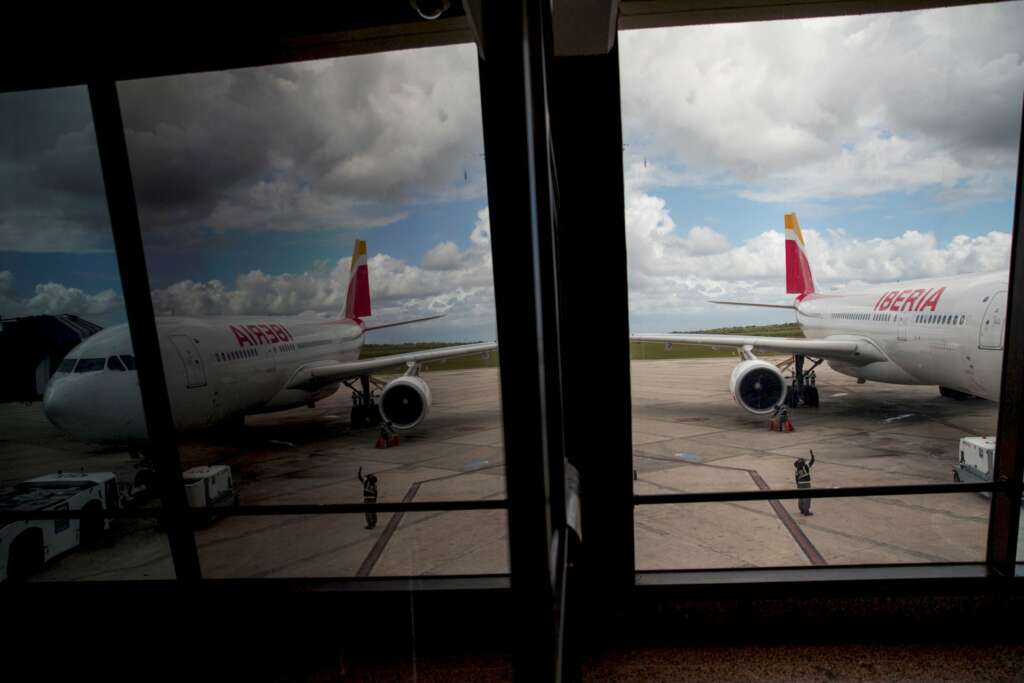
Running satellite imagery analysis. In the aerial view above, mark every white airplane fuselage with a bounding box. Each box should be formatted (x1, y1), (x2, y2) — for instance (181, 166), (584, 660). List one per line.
(43, 315), (366, 444)
(794, 270), (1008, 400)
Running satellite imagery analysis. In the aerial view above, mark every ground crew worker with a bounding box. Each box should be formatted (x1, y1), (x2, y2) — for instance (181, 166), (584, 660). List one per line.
(358, 466), (379, 529)
(794, 449), (816, 516)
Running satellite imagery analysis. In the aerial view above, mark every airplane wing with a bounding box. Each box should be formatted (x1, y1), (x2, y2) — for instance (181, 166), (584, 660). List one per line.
(631, 333), (887, 364)
(286, 341), (498, 390)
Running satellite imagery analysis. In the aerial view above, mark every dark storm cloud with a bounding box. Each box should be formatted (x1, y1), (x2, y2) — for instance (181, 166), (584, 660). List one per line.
(0, 87), (112, 252)
(0, 87), (93, 160)
(118, 44), (484, 237)
(0, 44), (484, 252)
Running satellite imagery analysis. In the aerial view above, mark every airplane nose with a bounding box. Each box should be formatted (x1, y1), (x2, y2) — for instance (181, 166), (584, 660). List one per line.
(43, 376), (147, 443)
(42, 381), (73, 431)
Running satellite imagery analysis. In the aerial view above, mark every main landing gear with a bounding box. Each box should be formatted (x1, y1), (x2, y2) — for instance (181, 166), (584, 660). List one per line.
(345, 375), (382, 428)
(782, 354), (821, 408)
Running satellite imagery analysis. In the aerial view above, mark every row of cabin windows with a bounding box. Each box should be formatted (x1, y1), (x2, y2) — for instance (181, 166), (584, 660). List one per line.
(831, 312), (967, 326)
(216, 348), (257, 362)
(833, 312), (891, 321)
(56, 355), (137, 374)
(916, 313), (966, 325)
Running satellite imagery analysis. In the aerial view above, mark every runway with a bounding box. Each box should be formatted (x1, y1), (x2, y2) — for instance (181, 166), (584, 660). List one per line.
(0, 357), (1007, 580)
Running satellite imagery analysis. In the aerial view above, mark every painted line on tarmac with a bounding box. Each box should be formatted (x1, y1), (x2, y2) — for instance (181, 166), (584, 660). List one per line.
(353, 463), (500, 577)
(356, 482), (421, 577)
(635, 452), (827, 566)
(748, 471), (827, 566)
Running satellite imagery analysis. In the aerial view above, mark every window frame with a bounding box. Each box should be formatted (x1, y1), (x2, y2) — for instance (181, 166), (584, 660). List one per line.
(2, 2), (1022, 677)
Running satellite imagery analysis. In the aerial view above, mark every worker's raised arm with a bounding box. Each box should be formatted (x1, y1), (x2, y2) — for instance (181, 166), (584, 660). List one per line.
(808, 450), (816, 467)
(358, 466), (365, 483)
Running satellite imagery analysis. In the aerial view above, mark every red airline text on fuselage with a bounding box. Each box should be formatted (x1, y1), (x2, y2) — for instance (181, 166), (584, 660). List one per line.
(872, 286), (946, 312)
(230, 323), (294, 347)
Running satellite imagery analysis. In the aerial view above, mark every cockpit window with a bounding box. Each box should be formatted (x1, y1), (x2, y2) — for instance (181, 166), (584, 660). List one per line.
(107, 356), (126, 371)
(57, 358), (77, 373)
(73, 358), (105, 373)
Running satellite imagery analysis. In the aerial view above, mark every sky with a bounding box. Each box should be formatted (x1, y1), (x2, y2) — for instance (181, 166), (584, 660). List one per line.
(0, 2), (1022, 339)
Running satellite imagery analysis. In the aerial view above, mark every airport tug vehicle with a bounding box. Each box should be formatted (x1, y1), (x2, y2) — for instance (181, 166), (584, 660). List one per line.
(0, 472), (118, 582)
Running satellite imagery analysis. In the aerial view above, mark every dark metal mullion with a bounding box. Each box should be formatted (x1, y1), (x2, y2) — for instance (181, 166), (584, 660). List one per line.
(1, 498), (509, 522)
(986, 93), (1024, 576)
(478, 1), (563, 678)
(548, 43), (636, 593)
(87, 80), (202, 582)
(637, 561), (987, 580)
(636, 480), (1001, 505)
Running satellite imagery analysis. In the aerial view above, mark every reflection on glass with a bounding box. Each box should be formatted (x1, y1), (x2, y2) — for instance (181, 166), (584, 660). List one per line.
(0, 86), (175, 582)
(198, 511), (509, 578)
(17, 45), (512, 579)
(636, 494), (987, 571)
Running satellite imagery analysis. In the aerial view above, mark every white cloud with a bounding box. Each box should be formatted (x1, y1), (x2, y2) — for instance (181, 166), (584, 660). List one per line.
(624, 187), (1011, 327)
(422, 241), (465, 270)
(681, 226), (731, 256)
(619, 4), (1024, 203)
(149, 206), (497, 341)
(0, 271), (123, 318)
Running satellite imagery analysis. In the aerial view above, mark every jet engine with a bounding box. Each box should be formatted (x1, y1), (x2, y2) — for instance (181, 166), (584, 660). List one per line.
(729, 360), (787, 414)
(379, 375), (432, 430)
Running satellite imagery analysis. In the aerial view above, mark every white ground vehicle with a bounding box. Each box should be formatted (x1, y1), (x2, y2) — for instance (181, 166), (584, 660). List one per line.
(183, 466), (238, 524)
(0, 472), (117, 582)
(952, 436), (997, 488)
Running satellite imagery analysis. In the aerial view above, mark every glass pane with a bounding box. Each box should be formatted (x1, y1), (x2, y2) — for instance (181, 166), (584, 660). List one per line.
(620, 3), (1022, 571)
(198, 511), (508, 578)
(0, 86), (174, 581)
(635, 493), (987, 570)
(115, 45), (506, 576)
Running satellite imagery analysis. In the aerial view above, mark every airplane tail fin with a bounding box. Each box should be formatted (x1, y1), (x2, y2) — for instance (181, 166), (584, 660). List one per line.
(785, 212), (816, 295)
(344, 240), (372, 320)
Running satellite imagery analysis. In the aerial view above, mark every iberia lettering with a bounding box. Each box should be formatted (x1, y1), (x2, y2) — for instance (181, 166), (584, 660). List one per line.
(872, 286), (945, 312)
(230, 323), (293, 347)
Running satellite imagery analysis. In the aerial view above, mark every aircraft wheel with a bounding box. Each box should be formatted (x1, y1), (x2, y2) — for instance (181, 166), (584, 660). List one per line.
(7, 530), (44, 581)
(351, 404), (366, 428)
(79, 501), (105, 548)
(807, 387), (820, 407)
(134, 469), (158, 498)
(367, 404), (382, 427)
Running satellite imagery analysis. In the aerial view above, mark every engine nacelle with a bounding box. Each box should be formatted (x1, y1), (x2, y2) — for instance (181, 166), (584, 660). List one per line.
(729, 360), (787, 414)
(379, 375), (432, 430)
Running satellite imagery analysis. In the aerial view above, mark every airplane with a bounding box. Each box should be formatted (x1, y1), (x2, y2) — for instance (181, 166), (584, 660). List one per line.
(42, 241), (497, 444)
(632, 213), (1009, 415)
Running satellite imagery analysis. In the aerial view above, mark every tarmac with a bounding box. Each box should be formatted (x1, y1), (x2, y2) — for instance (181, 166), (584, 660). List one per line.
(0, 357), (1009, 581)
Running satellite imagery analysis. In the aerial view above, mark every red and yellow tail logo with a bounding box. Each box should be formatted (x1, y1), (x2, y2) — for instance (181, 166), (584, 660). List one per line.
(344, 240), (372, 320)
(784, 213), (816, 295)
